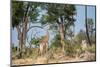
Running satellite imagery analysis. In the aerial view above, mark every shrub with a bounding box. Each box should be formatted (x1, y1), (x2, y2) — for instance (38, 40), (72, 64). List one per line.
(65, 41), (82, 57)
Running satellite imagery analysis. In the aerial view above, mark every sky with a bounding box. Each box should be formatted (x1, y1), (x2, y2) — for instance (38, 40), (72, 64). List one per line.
(11, 4), (96, 47)
(75, 5), (95, 35)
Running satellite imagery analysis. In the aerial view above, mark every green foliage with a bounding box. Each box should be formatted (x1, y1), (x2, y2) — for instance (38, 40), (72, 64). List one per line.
(12, 47), (17, 53)
(12, 1), (39, 28)
(75, 29), (87, 44)
(87, 18), (94, 30)
(64, 39), (82, 57)
(40, 3), (76, 30)
(30, 38), (40, 47)
(90, 33), (96, 43)
(50, 34), (61, 49)
(87, 18), (95, 43)
(12, 1), (24, 27)
(12, 46), (18, 59)
(26, 48), (39, 59)
(86, 44), (96, 53)
(41, 4), (77, 53)
(28, 2), (40, 22)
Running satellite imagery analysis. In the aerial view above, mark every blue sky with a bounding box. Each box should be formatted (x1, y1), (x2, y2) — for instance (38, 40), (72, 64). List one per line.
(75, 5), (95, 35)
(11, 5), (96, 47)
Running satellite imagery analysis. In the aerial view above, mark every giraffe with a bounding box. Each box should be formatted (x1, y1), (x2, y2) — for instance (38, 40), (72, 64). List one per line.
(39, 31), (49, 56)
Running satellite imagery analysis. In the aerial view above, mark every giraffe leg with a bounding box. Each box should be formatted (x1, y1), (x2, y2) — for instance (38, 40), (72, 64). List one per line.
(40, 43), (43, 56)
(46, 43), (48, 53)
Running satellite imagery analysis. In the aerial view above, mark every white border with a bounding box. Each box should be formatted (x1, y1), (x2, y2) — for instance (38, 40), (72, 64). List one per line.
(0, 0), (100, 67)
(21, 0), (96, 5)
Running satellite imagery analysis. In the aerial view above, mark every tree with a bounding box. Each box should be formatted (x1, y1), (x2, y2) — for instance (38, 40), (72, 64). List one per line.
(87, 18), (94, 43)
(41, 4), (76, 53)
(85, 6), (91, 46)
(12, 1), (39, 58)
(75, 29), (87, 44)
(50, 34), (62, 49)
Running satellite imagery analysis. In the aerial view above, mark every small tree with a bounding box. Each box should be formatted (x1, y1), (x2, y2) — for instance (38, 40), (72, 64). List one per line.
(87, 18), (95, 43)
(40, 4), (76, 53)
(75, 29), (87, 44)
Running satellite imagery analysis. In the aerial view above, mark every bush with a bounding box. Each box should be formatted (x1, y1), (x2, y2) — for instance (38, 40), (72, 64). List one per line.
(65, 41), (82, 57)
(86, 44), (96, 53)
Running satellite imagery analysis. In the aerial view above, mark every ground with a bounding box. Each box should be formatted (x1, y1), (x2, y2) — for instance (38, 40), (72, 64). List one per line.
(12, 46), (96, 66)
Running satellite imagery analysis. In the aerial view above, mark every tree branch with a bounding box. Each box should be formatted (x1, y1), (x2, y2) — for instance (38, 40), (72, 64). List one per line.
(26, 26), (44, 33)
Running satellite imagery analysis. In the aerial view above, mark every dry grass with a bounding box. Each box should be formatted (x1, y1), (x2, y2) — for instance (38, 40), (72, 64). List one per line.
(12, 58), (34, 65)
(35, 56), (48, 64)
(12, 45), (96, 65)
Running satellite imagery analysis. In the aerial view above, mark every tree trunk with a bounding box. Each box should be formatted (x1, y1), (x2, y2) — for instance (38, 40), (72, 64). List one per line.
(20, 32), (24, 58)
(15, 3), (30, 58)
(16, 25), (22, 58)
(20, 3), (30, 58)
(16, 17), (28, 58)
(85, 6), (91, 46)
(59, 23), (65, 53)
(16, 26), (20, 54)
(22, 16), (28, 57)
(56, 18), (65, 53)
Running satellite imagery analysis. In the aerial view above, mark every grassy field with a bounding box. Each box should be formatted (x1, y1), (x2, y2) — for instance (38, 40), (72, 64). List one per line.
(12, 44), (96, 65)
